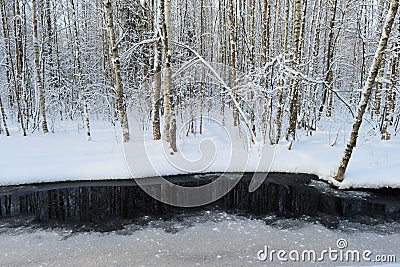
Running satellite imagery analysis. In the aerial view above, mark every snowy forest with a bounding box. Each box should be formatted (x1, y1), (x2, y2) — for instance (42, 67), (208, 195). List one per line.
(0, 0), (400, 181)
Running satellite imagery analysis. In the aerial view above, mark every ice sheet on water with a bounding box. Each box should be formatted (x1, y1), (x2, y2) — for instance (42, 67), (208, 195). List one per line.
(1, 213), (399, 266)
(309, 180), (372, 200)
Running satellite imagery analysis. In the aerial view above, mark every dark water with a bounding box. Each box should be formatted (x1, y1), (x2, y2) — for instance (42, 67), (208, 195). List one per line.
(0, 173), (399, 231)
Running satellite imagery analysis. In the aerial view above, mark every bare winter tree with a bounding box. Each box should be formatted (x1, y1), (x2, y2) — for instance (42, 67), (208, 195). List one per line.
(32, 0), (49, 134)
(319, 0), (338, 118)
(152, 0), (162, 141)
(336, 0), (399, 182)
(104, 0), (130, 143)
(0, 97), (9, 136)
(0, 0), (10, 136)
(160, 0), (177, 152)
(14, 0), (27, 136)
(286, 0), (302, 142)
(69, 0), (91, 141)
(275, 0), (290, 144)
(228, 0), (238, 127)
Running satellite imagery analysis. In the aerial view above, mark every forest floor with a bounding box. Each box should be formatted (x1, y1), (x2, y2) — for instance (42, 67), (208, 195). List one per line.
(0, 119), (399, 189)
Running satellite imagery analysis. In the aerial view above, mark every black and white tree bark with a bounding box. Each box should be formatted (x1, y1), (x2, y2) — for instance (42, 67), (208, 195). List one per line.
(0, 97), (9, 136)
(152, 1), (162, 141)
(275, 0), (290, 143)
(317, 0), (337, 119)
(104, 0), (130, 143)
(286, 0), (302, 141)
(69, 0), (91, 141)
(228, 0), (238, 126)
(160, 0), (177, 152)
(32, 0), (49, 134)
(336, 0), (399, 182)
(14, 0), (27, 136)
(0, 0), (10, 136)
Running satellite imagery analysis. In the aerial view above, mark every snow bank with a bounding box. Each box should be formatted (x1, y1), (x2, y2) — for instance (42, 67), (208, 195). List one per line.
(0, 120), (399, 189)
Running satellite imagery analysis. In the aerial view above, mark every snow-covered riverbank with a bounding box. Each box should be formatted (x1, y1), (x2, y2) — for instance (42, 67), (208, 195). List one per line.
(0, 119), (399, 189)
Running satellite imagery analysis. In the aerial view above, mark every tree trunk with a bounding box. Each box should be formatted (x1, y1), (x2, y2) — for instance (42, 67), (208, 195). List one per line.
(160, 0), (176, 152)
(32, 0), (49, 134)
(286, 0), (302, 141)
(374, 0), (386, 118)
(160, 0), (170, 142)
(381, 34), (398, 140)
(104, 0), (130, 143)
(0, 97), (9, 136)
(336, 0), (399, 182)
(198, 0), (204, 135)
(275, 0), (290, 143)
(261, 0), (269, 66)
(319, 0), (338, 118)
(228, 0), (238, 126)
(70, 0), (91, 141)
(152, 3), (162, 140)
(247, 0), (256, 137)
(0, 0), (15, 109)
(0, 0), (10, 136)
(14, 0), (27, 136)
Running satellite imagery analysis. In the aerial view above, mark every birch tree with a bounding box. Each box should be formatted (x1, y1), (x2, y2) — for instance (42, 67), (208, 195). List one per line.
(0, 0), (10, 136)
(14, 0), (27, 136)
(0, 97), (9, 136)
(324, 0), (338, 118)
(152, 0), (162, 140)
(32, 0), (49, 134)
(286, 0), (302, 141)
(160, 0), (177, 152)
(104, 0), (130, 143)
(228, 0), (238, 126)
(69, 0), (91, 141)
(336, 0), (399, 182)
(275, 0), (290, 143)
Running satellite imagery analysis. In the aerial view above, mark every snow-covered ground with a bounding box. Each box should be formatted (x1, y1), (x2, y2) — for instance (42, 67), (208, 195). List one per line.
(0, 119), (399, 189)
(0, 213), (399, 266)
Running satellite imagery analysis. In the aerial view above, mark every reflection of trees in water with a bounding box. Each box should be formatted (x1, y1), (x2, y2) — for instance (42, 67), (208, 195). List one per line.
(0, 175), (399, 225)
(0, 186), (165, 222)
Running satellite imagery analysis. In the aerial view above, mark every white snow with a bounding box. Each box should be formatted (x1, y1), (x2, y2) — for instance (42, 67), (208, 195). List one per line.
(0, 118), (399, 189)
(0, 121), (130, 185)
